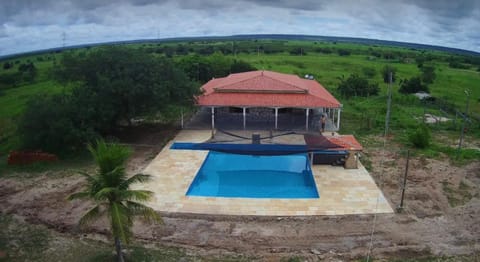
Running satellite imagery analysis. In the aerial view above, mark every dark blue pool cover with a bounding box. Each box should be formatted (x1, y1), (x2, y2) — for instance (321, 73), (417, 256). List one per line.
(170, 142), (348, 156)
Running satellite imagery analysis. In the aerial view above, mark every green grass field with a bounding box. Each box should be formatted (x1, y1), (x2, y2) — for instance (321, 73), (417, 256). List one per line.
(1, 39), (479, 156)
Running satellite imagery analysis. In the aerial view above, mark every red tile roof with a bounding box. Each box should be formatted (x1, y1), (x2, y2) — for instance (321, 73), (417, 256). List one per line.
(304, 134), (363, 151)
(326, 135), (363, 151)
(197, 71), (341, 108)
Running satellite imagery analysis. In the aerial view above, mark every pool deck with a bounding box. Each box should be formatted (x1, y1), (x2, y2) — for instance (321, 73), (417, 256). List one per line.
(136, 130), (393, 216)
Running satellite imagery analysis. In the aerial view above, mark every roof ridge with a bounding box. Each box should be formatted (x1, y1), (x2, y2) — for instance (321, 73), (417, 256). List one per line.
(261, 73), (308, 92)
(216, 71), (307, 92)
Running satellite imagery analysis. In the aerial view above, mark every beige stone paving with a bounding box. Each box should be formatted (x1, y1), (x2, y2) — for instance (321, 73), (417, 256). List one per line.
(137, 130), (393, 216)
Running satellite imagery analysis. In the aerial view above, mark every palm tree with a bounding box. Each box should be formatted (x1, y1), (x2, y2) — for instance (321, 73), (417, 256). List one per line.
(68, 140), (160, 262)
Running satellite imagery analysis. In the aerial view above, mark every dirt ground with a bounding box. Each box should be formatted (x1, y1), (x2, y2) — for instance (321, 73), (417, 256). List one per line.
(0, 127), (479, 261)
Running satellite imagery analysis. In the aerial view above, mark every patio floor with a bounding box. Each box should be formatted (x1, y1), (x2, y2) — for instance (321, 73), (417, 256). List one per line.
(136, 130), (393, 216)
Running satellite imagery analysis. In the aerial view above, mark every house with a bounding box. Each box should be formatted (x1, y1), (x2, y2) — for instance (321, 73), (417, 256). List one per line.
(196, 70), (342, 131)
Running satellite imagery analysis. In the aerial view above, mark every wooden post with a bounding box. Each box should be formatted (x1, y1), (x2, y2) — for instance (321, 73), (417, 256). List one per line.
(397, 150), (410, 212)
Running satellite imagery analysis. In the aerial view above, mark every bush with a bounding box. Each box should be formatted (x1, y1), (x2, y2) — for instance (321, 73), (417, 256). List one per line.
(337, 49), (351, 56)
(362, 67), (376, 78)
(18, 94), (98, 153)
(381, 65), (396, 83)
(420, 65), (436, 84)
(289, 47), (306, 55)
(409, 125), (431, 148)
(399, 76), (429, 94)
(230, 60), (256, 73)
(315, 47), (332, 54)
(337, 74), (379, 98)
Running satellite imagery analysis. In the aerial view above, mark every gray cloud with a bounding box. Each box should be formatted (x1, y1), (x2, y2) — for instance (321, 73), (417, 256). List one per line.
(0, 0), (479, 56)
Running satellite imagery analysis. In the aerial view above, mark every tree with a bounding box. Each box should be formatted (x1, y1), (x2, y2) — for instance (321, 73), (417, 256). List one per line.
(18, 62), (37, 82)
(178, 54), (256, 83)
(381, 65), (396, 83)
(289, 47), (305, 56)
(337, 74), (380, 98)
(362, 67), (376, 78)
(337, 49), (351, 56)
(55, 47), (199, 128)
(230, 60), (256, 73)
(420, 65), (436, 84)
(0, 72), (22, 88)
(18, 94), (98, 153)
(3, 61), (13, 70)
(177, 55), (213, 83)
(68, 140), (160, 262)
(399, 76), (429, 94)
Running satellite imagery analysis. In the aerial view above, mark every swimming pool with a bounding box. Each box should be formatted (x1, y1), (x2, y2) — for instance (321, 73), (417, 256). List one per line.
(186, 151), (319, 198)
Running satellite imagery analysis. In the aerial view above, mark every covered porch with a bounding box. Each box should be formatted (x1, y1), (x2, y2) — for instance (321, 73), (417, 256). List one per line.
(194, 70), (343, 133)
(186, 106), (342, 132)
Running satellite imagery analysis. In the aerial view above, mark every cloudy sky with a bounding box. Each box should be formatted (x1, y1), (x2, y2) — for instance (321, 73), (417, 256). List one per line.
(1, 0), (479, 56)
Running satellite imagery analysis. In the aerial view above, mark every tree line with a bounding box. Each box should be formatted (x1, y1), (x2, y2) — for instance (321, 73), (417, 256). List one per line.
(18, 47), (255, 153)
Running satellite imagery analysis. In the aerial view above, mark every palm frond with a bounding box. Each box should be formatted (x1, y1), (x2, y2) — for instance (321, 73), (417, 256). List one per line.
(67, 191), (91, 201)
(88, 140), (132, 175)
(120, 189), (154, 202)
(126, 201), (162, 224)
(94, 187), (119, 201)
(120, 173), (151, 189)
(99, 166), (128, 188)
(109, 202), (133, 244)
(78, 205), (104, 227)
(77, 170), (96, 181)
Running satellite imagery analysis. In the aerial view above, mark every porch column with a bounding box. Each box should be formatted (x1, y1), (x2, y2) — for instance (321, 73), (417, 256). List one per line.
(305, 108), (310, 131)
(211, 107), (215, 136)
(331, 108), (335, 130)
(242, 107), (246, 130)
(337, 107), (341, 130)
(274, 108), (278, 130)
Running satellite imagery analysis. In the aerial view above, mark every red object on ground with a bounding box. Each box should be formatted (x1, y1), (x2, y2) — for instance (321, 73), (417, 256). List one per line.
(197, 70), (341, 108)
(7, 151), (58, 165)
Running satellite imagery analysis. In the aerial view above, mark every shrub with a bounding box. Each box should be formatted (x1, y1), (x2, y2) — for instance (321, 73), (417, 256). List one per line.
(399, 76), (429, 94)
(420, 65), (436, 84)
(409, 125), (431, 148)
(362, 67), (376, 78)
(230, 60), (256, 73)
(289, 47), (306, 55)
(337, 74), (379, 98)
(18, 94), (98, 153)
(381, 65), (396, 83)
(337, 49), (351, 56)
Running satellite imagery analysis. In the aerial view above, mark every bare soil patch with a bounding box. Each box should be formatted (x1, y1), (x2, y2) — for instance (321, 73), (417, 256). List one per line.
(0, 129), (479, 261)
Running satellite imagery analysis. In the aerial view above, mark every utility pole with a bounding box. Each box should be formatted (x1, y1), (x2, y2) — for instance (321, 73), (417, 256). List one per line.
(457, 90), (470, 154)
(62, 32), (66, 48)
(385, 72), (392, 137)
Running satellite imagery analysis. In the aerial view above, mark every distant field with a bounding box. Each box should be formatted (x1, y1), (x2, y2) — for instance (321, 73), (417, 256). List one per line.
(1, 39), (479, 153)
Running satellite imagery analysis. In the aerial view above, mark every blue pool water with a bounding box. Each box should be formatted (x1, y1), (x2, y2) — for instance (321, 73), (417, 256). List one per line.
(186, 152), (319, 198)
